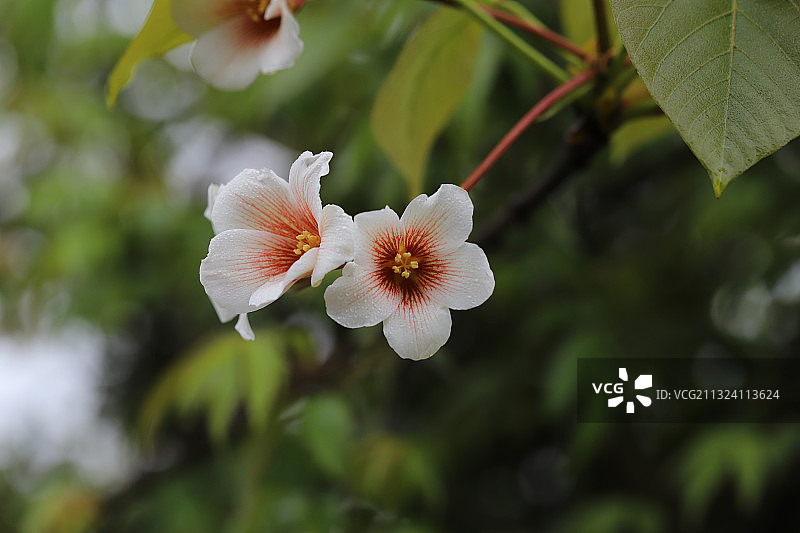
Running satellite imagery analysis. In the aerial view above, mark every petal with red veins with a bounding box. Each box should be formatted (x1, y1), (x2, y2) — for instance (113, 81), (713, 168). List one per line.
(383, 299), (452, 361)
(353, 207), (401, 266)
(324, 263), (401, 328)
(200, 229), (296, 313)
(190, 18), (266, 90)
(311, 204), (354, 286)
(248, 246), (318, 307)
(289, 151), (329, 223)
(210, 168), (305, 237)
(400, 184), (473, 253)
(427, 242), (495, 310)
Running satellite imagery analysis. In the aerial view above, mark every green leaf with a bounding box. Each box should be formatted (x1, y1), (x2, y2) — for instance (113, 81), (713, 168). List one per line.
(300, 395), (354, 477)
(242, 331), (287, 434)
(138, 331), (287, 446)
(612, 0), (800, 195)
(106, 0), (193, 108)
(371, 7), (482, 196)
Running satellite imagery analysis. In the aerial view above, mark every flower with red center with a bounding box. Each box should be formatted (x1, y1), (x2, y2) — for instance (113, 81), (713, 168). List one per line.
(200, 151), (354, 340)
(172, 0), (305, 90)
(324, 184), (494, 360)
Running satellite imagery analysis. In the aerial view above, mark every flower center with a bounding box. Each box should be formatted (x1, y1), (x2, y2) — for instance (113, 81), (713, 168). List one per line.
(392, 251), (420, 279)
(245, 0), (271, 22)
(294, 230), (320, 256)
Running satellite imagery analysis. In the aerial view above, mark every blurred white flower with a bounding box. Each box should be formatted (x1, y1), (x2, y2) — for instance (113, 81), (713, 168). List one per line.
(172, 0), (304, 90)
(324, 184), (494, 360)
(201, 151), (354, 340)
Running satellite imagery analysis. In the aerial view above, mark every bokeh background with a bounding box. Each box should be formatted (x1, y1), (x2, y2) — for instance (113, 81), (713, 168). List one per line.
(2, 0), (800, 531)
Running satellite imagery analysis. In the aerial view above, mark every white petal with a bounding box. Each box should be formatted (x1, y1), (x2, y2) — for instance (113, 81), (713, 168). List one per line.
(210, 299), (237, 323)
(190, 18), (266, 91)
(172, 0), (230, 36)
(311, 204), (354, 286)
(248, 247), (317, 307)
(258, 0), (304, 73)
(427, 242), (495, 310)
(383, 300), (452, 361)
(204, 183), (221, 223)
(235, 313), (255, 341)
(200, 229), (297, 313)
(324, 262), (400, 328)
(210, 168), (311, 236)
(289, 151), (330, 224)
(353, 206), (400, 265)
(400, 184), (473, 253)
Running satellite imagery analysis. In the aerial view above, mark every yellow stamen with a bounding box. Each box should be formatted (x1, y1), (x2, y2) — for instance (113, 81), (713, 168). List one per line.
(245, 0), (271, 22)
(294, 230), (320, 256)
(392, 248), (420, 279)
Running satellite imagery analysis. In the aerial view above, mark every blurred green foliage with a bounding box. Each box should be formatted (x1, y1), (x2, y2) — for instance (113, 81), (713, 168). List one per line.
(2, 0), (800, 532)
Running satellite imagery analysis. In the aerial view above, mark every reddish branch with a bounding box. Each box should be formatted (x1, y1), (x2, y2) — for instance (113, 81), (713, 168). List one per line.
(431, 0), (587, 61)
(460, 68), (598, 192)
(483, 6), (588, 61)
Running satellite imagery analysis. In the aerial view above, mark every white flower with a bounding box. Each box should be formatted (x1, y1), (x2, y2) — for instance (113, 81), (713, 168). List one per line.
(200, 151), (354, 340)
(172, 0), (304, 90)
(324, 184), (494, 360)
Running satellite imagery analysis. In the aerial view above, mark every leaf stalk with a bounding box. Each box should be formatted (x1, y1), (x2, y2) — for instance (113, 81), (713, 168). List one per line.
(452, 0), (569, 83)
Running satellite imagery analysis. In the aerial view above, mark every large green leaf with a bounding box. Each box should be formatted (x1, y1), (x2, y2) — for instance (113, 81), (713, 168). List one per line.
(371, 8), (482, 196)
(138, 330), (287, 446)
(106, 0), (193, 108)
(612, 0), (800, 195)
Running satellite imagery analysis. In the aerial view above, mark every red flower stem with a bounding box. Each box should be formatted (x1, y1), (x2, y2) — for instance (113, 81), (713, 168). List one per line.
(461, 68), (598, 192)
(482, 6), (588, 62)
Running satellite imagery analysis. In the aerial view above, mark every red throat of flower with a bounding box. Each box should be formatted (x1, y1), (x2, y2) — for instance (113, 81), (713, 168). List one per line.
(376, 238), (437, 301)
(224, 0), (281, 47)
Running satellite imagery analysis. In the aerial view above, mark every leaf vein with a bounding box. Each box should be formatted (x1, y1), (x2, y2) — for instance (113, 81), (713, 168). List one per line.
(663, 50), (729, 106)
(632, 0), (673, 56)
(651, 10), (732, 84)
(618, 3), (669, 16)
(733, 45), (795, 113)
(737, 10), (799, 72)
(720, 0), (737, 168)
(686, 96), (727, 141)
(700, 115), (750, 166)
(673, 78), (728, 125)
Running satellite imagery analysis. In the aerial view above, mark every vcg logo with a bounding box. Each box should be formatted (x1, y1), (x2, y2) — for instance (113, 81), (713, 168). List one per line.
(592, 367), (653, 413)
